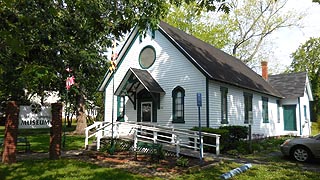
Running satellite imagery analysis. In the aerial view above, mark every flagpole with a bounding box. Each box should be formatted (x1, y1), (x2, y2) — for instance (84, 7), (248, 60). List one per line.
(63, 87), (67, 149)
(110, 39), (117, 154)
(64, 68), (74, 149)
(111, 73), (115, 154)
(63, 69), (70, 149)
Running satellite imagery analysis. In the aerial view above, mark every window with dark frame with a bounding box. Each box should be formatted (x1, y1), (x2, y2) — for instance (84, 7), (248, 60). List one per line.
(262, 97), (269, 123)
(277, 100), (281, 123)
(117, 96), (125, 122)
(172, 86), (185, 123)
(220, 87), (228, 124)
(139, 46), (156, 69)
(304, 105), (307, 119)
(244, 92), (253, 124)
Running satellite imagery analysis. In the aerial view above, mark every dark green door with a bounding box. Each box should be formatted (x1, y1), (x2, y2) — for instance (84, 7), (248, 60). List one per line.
(283, 105), (297, 131)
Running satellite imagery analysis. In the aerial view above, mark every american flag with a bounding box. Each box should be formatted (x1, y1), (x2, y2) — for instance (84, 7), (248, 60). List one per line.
(109, 39), (118, 72)
(66, 76), (75, 90)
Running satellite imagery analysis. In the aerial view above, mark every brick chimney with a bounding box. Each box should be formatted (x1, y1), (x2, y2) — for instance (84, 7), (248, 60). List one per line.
(261, 61), (268, 80)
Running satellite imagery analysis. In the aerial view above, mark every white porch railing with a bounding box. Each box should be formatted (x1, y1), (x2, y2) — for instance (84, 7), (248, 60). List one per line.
(84, 122), (221, 158)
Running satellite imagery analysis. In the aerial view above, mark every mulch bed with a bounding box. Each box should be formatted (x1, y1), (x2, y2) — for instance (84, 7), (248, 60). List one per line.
(13, 149), (222, 178)
(72, 150), (217, 178)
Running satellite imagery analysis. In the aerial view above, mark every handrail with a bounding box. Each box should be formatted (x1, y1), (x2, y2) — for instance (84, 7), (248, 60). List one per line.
(85, 121), (112, 149)
(84, 121), (220, 157)
(129, 121), (221, 138)
(129, 122), (220, 157)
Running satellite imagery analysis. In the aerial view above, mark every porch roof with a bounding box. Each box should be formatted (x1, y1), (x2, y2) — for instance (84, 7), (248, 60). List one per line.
(115, 68), (165, 96)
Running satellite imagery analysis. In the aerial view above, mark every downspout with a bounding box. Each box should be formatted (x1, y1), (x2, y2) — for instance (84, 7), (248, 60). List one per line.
(206, 78), (210, 128)
(298, 97), (302, 136)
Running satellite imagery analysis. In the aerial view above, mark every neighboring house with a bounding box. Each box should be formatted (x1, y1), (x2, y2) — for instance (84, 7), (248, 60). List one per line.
(98, 21), (313, 137)
(28, 91), (99, 120)
(269, 72), (313, 136)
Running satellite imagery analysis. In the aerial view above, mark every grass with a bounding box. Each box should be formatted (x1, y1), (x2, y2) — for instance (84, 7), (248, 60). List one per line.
(1, 125), (320, 179)
(0, 158), (150, 180)
(1, 155), (319, 180)
(0, 124), (85, 152)
(175, 160), (319, 180)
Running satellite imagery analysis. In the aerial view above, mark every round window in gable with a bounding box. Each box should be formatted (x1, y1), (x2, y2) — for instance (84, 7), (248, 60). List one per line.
(139, 46), (156, 69)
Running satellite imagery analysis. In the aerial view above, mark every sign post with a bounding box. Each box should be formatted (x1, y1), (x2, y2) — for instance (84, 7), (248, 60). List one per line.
(248, 111), (253, 153)
(197, 93), (203, 162)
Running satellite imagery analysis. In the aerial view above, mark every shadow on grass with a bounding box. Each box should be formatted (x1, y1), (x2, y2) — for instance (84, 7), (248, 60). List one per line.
(1, 125), (85, 153)
(0, 158), (147, 180)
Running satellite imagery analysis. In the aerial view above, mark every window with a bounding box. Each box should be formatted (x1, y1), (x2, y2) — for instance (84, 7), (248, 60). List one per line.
(151, 30), (155, 39)
(244, 93), (253, 124)
(262, 97), (269, 123)
(139, 46), (156, 69)
(172, 86), (185, 123)
(220, 87), (228, 124)
(304, 105), (307, 119)
(277, 100), (281, 123)
(117, 96), (125, 122)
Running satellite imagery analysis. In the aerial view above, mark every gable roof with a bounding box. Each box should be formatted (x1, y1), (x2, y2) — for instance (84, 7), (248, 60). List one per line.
(158, 21), (282, 98)
(269, 72), (312, 99)
(98, 21), (282, 98)
(115, 68), (165, 96)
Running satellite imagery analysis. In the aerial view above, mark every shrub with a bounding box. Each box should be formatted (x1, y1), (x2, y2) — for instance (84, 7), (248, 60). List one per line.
(219, 126), (248, 151)
(190, 125), (248, 153)
(176, 157), (189, 167)
(190, 127), (229, 152)
(219, 126), (248, 140)
(99, 139), (132, 154)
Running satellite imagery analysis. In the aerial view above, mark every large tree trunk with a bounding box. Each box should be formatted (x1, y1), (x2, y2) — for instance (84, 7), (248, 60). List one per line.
(74, 94), (87, 135)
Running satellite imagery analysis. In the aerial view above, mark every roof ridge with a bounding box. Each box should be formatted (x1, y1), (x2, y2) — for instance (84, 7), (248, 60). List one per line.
(159, 21), (282, 98)
(269, 71), (307, 77)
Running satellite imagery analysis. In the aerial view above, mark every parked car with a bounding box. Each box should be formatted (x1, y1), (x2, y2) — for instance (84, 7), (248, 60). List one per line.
(280, 134), (320, 162)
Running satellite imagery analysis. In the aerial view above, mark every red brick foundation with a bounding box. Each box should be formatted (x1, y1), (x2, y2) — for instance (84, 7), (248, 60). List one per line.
(2, 101), (19, 164)
(49, 103), (62, 160)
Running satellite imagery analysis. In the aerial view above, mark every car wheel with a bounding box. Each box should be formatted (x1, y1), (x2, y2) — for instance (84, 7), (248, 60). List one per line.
(291, 146), (311, 162)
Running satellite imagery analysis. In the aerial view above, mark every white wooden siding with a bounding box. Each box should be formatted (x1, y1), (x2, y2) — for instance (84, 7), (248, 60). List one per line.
(103, 28), (312, 137)
(104, 30), (207, 130)
(208, 81), (280, 137)
(279, 86), (311, 137)
(299, 89), (312, 136)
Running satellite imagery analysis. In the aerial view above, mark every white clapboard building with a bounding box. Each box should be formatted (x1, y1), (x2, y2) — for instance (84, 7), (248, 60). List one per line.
(98, 21), (313, 137)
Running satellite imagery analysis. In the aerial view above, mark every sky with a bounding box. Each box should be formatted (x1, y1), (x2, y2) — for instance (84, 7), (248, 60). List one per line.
(110, 0), (320, 74)
(270, 0), (320, 72)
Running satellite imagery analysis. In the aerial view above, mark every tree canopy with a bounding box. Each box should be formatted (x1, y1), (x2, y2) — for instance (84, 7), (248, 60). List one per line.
(290, 37), (320, 121)
(164, 0), (303, 71)
(0, 0), (229, 132)
(0, 0), (229, 102)
(164, 1), (233, 49)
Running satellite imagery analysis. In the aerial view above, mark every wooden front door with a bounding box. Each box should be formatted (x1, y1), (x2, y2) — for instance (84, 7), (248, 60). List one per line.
(283, 105), (297, 131)
(141, 102), (152, 122)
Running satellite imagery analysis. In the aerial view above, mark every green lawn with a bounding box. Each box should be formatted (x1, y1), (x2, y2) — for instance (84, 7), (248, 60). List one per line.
(175, 160), (319, 180)
(0, 155), (318, 180)
(1, 125), (320, 179)
(0, 124), (85, 152)
(0, 158), (149, 180)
